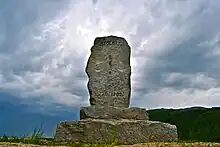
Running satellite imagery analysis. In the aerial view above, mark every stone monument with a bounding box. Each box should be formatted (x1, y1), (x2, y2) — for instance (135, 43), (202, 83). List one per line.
(54, 36), (178, 145)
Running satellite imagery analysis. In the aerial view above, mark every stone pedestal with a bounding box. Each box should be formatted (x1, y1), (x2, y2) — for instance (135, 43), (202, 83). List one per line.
(55, 119), (178, 145)
(54, 36), (178, 144)
(80, 106), (148, 120)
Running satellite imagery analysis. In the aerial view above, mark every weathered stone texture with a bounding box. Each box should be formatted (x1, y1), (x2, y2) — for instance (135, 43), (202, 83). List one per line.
(80, 106), (149, 120)
(54, 119), (178, 145)
(54, 36), (178, 144)
(85, 36), (131, 108)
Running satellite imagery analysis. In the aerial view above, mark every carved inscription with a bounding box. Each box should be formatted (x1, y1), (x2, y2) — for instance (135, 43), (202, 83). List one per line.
(97, 40), (123, 46)
(97, 91), (124, 97)
(108, 55), (112, 74)
(108, 55), (112, 66)
(97, 77), (123, 97)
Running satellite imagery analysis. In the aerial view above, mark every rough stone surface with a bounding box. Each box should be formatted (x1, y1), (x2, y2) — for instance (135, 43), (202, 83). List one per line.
(54, 36), (178, 144)
(85, 36), (131, 108)
(80, 106), (149, 120)
(54, 119), (178, 145)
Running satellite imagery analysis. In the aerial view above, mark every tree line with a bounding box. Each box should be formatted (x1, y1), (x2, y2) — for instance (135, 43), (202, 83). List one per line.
(147, 107), (220, 142)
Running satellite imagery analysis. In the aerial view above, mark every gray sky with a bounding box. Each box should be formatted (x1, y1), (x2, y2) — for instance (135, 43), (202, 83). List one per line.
(1, 0), (220, 114)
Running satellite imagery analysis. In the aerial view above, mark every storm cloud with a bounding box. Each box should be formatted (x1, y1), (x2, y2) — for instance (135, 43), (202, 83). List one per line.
(0, 0), (220, 114)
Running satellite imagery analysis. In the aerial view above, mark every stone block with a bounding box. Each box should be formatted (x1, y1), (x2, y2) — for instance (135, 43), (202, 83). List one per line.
(85, 36), (131, 108)
(80, 106), (149, 120)
(54, 119), (178, 145)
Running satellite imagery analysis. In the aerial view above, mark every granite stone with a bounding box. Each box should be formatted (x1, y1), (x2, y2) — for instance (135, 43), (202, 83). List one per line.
(80, 106), (149, 120)
(54, 119), (178, 144)
(85, 36), (131, 108)
(54, 36), (178, 144)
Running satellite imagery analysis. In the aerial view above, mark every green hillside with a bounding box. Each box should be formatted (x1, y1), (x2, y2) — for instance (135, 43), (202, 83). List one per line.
(147, 107), (220, 142)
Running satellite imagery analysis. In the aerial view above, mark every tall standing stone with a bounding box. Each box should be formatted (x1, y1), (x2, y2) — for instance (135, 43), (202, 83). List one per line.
(54, 36), (178, 145)
(86, 36), (131, 108)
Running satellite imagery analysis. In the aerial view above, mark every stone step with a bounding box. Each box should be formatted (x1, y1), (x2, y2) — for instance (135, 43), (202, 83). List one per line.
(54, 119), (178, 145)
(80, 106), (149, 120)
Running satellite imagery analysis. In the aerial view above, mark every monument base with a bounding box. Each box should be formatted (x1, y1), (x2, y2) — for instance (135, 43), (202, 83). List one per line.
(54, 119), (178, 145)
(80, 106), (149, 120)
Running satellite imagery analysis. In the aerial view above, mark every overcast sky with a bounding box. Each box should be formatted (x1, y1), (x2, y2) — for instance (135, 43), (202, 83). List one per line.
(1, 0), (220, 130)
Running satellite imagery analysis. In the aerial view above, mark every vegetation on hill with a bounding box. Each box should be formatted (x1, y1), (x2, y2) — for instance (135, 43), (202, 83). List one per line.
(147, 106), (220, 142)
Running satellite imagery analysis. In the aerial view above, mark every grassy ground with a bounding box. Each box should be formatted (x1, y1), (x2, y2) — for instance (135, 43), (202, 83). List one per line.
(1, 136), (220, 147)
(1, 125), (220, 147)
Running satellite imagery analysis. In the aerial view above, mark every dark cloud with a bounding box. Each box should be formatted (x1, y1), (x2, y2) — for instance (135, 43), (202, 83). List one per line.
(1, 0), (220, 113)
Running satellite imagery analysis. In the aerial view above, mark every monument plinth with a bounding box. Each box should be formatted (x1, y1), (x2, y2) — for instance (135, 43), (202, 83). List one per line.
(54, 36), (178, 145)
